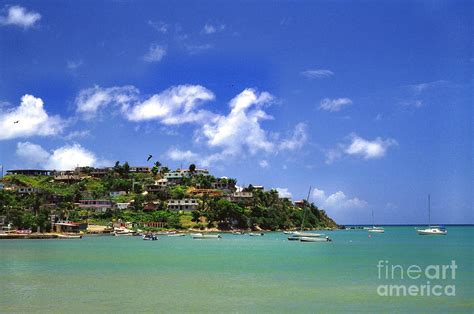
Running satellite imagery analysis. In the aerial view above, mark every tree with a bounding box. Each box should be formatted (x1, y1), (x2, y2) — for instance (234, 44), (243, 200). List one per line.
(189, 164), (196, 173)
(160, 167), (170, 175)
(122, 162), (130, 177)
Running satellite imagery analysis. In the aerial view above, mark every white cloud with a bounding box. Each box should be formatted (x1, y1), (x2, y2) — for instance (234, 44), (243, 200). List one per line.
(279, 122), (308, 151)
(143, 44), (167, 62)
(319, 98), (352, 112)
(16, 142), (50, 165)
(0, 94), (64, 140)
(166, 148), (200, 163)
(126, 85), (216, 124)
(75, 85), (139, 119)
(0, 5), (41, 28)
(312, 188), (367, 210)
(344, 134), (397, 159)
(300, 69), (334, 79)
(202, 23), (225, 34)
(200, 88), (275, 155)
(259, 160), (269, 168)
(325, 133), (397, 163)
(385, 202), (398, 210)
(275, 188), (292, 199)
(16, 142), (109, 170)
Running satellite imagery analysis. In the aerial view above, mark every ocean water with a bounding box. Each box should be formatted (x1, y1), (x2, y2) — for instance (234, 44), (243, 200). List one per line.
(0, 227), (473, 313)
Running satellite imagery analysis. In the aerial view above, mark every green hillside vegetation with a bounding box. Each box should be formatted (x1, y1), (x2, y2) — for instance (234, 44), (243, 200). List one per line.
(0, 163), (338, 232)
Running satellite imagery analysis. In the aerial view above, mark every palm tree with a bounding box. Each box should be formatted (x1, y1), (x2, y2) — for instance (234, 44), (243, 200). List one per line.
(189, 164), (196, 173)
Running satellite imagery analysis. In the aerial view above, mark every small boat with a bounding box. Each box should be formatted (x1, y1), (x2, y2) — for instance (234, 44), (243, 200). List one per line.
(192, 233), (221, 239)
(291, 231), (324, 237)
(417, 227), (447, 235)
(417, 195), (447, 236)
(367, 227), (385, 233)
(248, 232), (264, 236)
(368, 210), (384, 233)
(142, 234), (158, 240)
(57, 234), (82, 239)
(168, 233), (185, 237)
(114, 231), (134, 236)
(283, 231), (293, 234)
(300, 236), (331, 242)
(232, 231), (244, 235)
(287, 236), (300, 241)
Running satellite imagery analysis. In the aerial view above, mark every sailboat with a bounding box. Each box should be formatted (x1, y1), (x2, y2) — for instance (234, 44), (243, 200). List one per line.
(367, 209), (384, 233)
(288, 187), (330, 242)
(417, 194), (447, 235)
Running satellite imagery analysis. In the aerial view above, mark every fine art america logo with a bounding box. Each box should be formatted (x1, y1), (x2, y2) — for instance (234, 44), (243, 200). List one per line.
(376, 260), (457, 297)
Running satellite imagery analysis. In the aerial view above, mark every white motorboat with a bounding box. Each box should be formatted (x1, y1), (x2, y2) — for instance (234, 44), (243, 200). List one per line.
(248, 232), (264, 236)
(57, 234), (82, 239)
(417, 195), (447, 236)
(168, 233), (185, 237)
(300, 236), (331, 242)
(192, 233), (221, 239)
(291, 231), (324, 237)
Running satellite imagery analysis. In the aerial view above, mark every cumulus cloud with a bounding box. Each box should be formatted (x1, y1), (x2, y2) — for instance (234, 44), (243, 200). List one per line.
(344, 134), (397, 159)
(143, 44), (167, 62)
(275, 188), (292, 199)
(200, 88), (275, 155)
(300, 69), (334, 79)
(312, 187), (367, 210)
(16, 142), (109, 170)
(0, 94), (64, 140)
(16, 142), (50, 165)
(0, 5), (41, 28)
(126, 85), (215, 124)
(259, 160), (269, 168)
(165, 148), (227, 167)
(75, 85), (139, 119)
(75, 85), (307, 167)
(319, 98), (352, 112)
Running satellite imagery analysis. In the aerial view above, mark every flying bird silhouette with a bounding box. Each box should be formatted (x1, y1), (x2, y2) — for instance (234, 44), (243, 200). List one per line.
(147, 154), (153, 161)
(13, 120), (19, 124)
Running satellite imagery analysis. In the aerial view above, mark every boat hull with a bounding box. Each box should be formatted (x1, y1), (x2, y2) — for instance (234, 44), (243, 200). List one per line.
(300, 236), (331, 242)
(368, 229), (385, 233)
(417, 229), (447, 235)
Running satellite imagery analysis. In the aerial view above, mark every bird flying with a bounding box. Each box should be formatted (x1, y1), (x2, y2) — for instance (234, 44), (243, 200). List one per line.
(13, 120), (19, 124)
(147, 154), (152, 161)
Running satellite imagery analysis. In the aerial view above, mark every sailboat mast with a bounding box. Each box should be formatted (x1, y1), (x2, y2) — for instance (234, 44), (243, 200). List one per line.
(372, 209), (375, 227)
(301, 186), (312, 231)
(428, 194), (431, 228)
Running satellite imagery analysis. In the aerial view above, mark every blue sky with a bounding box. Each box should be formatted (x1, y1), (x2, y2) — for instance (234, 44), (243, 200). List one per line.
(0, 0), (472, 224)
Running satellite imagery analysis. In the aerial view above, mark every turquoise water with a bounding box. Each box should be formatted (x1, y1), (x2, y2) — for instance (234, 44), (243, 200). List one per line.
(0, 227), (473, 313)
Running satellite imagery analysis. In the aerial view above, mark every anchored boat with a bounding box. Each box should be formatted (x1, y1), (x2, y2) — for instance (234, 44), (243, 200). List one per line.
(192, 233), (221, 239)
(417, 195), (447, 235)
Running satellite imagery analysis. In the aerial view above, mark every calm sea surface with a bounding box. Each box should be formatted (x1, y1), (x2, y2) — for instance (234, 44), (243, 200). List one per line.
(0, 226), (473, 313)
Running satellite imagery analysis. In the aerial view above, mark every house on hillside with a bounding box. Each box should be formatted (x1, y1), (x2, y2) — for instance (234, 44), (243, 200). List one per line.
(164, 172), (184, 184)
(129, 166), (150, 173)
(78, 200), (113, 213)
(178, 168), (210, 176)
(167, 199), (199, 211)
(109, 191), (127, 198)
(225, 192), (253, 205)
